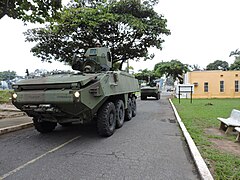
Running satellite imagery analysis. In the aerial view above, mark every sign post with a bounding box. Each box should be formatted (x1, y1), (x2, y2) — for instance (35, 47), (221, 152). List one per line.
(177, 84), (194, 104)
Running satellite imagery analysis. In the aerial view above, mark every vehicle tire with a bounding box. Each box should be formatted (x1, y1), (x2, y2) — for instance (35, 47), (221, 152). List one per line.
(115, 99), (125, 128)
(125, 98), (132, 121)
(33, 117), (57, 133)
(132, 96), (137, 117)
(156, 93), (160, 100)
(97, 102), (116, 137)
(59, 122), (72, 127)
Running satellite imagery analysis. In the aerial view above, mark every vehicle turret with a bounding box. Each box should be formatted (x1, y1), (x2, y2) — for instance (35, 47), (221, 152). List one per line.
(72, 47), (112, 73)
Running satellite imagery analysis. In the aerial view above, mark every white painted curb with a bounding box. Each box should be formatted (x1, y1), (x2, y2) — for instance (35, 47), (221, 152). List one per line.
(169, 99), (214, 180)
(0, 122), (33, 135)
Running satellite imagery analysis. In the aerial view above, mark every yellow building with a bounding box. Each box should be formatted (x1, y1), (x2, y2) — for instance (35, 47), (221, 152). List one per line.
(184, 70), (240, 98)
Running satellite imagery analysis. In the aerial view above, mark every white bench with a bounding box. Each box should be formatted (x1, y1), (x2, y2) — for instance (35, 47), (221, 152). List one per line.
(218, 109), (240, 134)
(235, 127), (240, 141)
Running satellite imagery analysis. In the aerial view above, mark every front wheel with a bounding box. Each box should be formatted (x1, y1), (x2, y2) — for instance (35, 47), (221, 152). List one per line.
(97, 102), (116, 137)
(33, 117), (57, 133)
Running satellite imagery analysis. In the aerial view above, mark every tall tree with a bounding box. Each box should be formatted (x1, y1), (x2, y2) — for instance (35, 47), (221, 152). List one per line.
(0, 0), (62, 23)
(24, 0), (170, 68)
(154, 60), (189, 84)
(206, 60), (229, 70)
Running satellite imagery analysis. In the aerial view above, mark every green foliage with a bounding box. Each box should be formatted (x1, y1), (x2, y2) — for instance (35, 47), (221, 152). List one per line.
(24, 0), (170, 66)
(0, 0), (62, 23)
(206, 60), (229, 70)
(154, 60), (189, 84)
(189, 64), (202, 71)
(0, 90), (12, 104)
(0, 71), (16, 81)
(134, 68), (158, 83)
(172, 98), (240, 180)
(229, 58), (240, 70)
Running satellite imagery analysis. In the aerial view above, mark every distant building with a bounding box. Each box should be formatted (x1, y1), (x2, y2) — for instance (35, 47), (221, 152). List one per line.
(184, 70), (240, 98)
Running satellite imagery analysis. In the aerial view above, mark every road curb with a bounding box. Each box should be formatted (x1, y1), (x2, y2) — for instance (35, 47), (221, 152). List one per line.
(169, 99), (214, 180)
(0, 122), (33, 135)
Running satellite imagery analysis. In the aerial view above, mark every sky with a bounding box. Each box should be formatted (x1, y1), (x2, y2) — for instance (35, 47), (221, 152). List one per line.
(0, 0), (240, 76)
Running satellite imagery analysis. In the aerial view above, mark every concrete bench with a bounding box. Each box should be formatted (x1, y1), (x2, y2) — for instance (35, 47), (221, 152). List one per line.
(235, 127), (240, 141)
(218, 109), (240, 134)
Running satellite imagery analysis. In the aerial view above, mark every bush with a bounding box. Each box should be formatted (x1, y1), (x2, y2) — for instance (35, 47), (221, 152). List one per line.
(0, 90), (12, 104)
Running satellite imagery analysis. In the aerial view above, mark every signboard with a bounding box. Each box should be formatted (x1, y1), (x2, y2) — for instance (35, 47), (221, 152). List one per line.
(176, 84), (194, 103)
(176, 84), (194, 93)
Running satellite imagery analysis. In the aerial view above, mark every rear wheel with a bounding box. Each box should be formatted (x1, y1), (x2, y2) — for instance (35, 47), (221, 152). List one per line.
(97, 102), (116, 137)
(132, 96), (137, 117)
(125, 98), (132, 121)
(33, 117), (57, 133)
(156, 93), (160, 100)
(115, 99), (125, 128)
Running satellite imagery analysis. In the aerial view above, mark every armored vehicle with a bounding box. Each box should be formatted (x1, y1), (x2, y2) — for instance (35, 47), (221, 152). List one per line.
(12, 47), (139, 137)
(140, 82), (160, 100)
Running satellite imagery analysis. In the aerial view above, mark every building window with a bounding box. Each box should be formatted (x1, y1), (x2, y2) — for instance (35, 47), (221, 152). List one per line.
(235, 80), (239, 92)
(204, 82), (208, 92)
(220, 81), (224, 92)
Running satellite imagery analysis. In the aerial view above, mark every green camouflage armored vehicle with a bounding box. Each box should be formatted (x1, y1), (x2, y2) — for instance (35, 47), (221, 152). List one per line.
(12, 47), (139, 137)
(140, 82), (160, 100)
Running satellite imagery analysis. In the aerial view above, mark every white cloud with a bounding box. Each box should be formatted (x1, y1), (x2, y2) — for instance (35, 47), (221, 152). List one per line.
(131, 0), (240, 71)
(0, 17), (71, 76)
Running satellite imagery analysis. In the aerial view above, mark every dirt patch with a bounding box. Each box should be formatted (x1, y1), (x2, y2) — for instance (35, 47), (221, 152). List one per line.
(209, 139), (240, 156)
(205, 128), (240, 156)
(205, 127), (226, 137)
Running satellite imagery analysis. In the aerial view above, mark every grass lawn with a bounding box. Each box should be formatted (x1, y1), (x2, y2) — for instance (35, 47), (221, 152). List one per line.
(172, 98), (240, 180)
(0, 90), (12, 104)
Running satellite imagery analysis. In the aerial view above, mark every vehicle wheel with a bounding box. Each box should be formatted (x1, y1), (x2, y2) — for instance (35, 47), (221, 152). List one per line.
(156, 93), (160, 100)
(132, 96), (137, 117)
(125, 98), (132, 121)
(97, 102), (116, 137)
(33, 117), (57, 133)
(115, 99), (125, 128)
(59, 122), (72, 127)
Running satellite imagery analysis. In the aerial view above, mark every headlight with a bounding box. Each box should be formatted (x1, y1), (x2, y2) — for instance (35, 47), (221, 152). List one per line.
(12, 93), (17, 99)
(74, 91), (80, 98)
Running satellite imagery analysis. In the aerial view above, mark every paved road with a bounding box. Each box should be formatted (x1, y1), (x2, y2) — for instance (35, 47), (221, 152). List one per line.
(0, 96), (199, 180)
